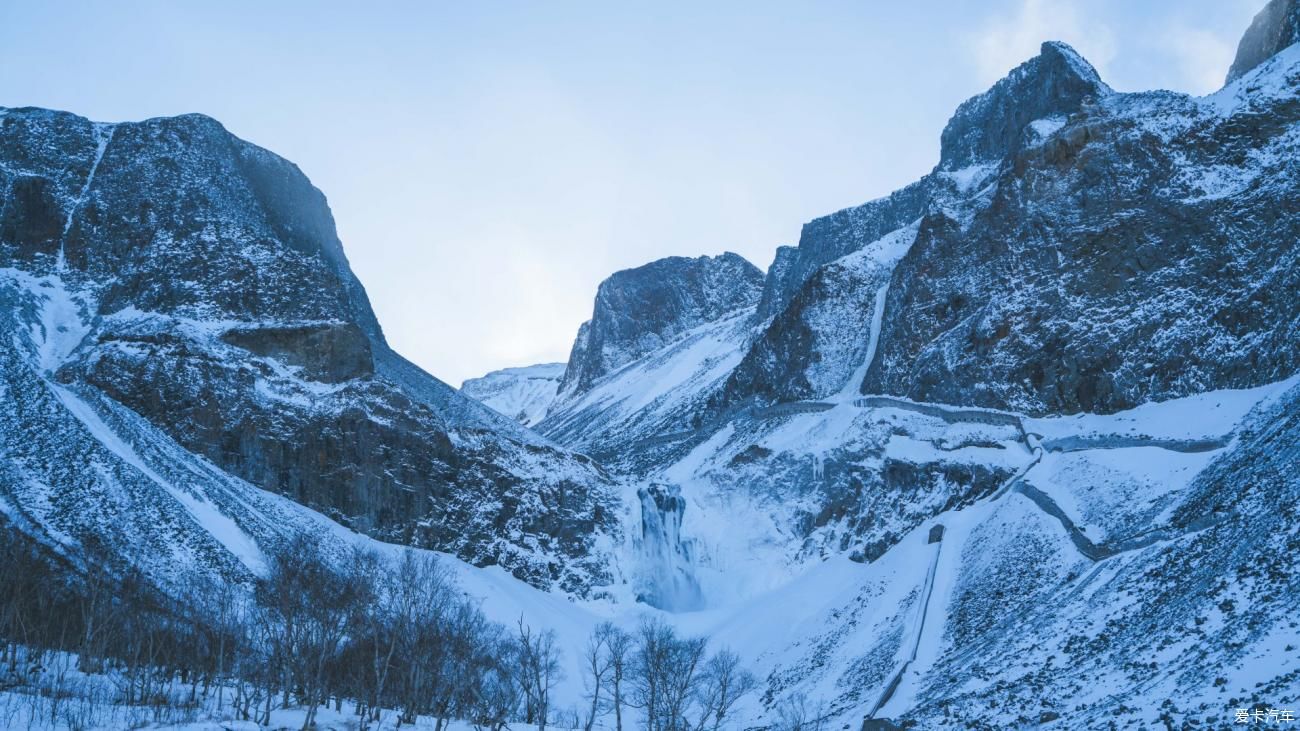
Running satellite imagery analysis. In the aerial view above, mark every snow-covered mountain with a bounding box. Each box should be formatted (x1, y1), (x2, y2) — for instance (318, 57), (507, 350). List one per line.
(3, 1), (1300, 728)
(461, 362), (564, 427)
(554, 253), (764, 404)
(532, 5), (1300, 726)
(0, 107), (620, 597)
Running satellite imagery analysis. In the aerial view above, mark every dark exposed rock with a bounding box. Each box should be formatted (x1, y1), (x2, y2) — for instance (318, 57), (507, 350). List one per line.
(1226, 0), (1300, 84)
(723, 235), (901, 406)
(939, 41), (1110, 171)
(864, 76), (1300, 414)
(557, 253), (763, 399)
(0, 175), (63, 255)
(756, 180), (930, 321)
(222, 322), (373, 383)
(73, 326), (456, 533)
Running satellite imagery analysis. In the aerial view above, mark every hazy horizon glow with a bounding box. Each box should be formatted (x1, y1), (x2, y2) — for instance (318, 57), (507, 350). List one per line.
(0, 0), (1260, 385)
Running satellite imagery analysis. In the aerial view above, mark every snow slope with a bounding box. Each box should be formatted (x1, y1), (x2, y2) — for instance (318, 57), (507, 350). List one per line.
(461, 362), (564, 426)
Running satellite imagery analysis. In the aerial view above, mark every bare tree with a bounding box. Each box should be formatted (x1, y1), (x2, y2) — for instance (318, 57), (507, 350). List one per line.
(391, 552), (459, 725)
(257, 532), (372, 730)
(344, 547), (394, 728)
(472, 640), (522, 731)
(582, 622), (616, 731)
(692, 649), (756, 731)
(772, 692), (828, 731)
(660, 637), (707, 731)
(629, 620), (756, 731)
(631, 618), (709, 731)
(606, 624), (633, 731)
(176, 566), (249, 713)
(74, 538), (120, 673)
(515, 617), (563, 731)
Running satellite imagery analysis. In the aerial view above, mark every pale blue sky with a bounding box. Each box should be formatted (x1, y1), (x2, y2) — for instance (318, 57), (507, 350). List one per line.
(0, 0), (1262, 384)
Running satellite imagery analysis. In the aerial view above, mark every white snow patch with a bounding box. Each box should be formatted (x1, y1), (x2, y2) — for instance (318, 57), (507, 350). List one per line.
(884, 434), (1026, 470)
(22, 274), (267, 574)
(836, 219), (922, 272)
(547, 308), (753, 438)
(1024, 377), (1296, 443)
(461, 362), (564, 426)
(1029, 446), (1219, 541)
(1203, 43), (1300, 116)
(50, 383), (267, 574)
(1028, 115), (1066, 140)
(940, 162), (998, 194)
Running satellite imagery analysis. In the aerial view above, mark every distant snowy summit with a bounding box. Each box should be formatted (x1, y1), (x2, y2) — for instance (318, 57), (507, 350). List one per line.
(460, 251), (765, 425)
(554, 252), (764, 403)
(460, 362), (564, 426)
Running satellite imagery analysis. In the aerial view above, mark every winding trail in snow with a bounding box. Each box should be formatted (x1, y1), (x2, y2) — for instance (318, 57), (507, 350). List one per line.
(1013, 480), (1224, 563)
(1040, 434), (1227, 453)
(869, 531), (943, 719)
(746, 392), (1223, 569)
(862, 390), (1237, 724)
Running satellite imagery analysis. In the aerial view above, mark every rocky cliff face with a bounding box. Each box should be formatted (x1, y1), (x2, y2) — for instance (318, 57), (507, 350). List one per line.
(729, 40), (1300, 417)
(1228, 0), (1300, 83)
(863, 49), (1300, 415)
(0, 107), (619, 595)
(753, 43), (1108, 324)
(939, 41), (1110, 170)
(556, 253), (763, 401)
(755, 180), (930, 323)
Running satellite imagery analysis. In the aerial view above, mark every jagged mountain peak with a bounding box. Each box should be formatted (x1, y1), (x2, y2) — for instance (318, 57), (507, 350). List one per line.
(939, 40), (1110, 171)
(556, 252), (763, 400)
(753, 42), (1108, 322)
(1226, 0), (1300, 84)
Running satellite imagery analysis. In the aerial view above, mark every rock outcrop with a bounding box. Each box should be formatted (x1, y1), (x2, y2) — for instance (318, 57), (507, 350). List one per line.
(754, 42), (1108, 322)
(864, 50), (1300, 414)
(556, 253), (762, 400)
(1226, 0), (1300, 83)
